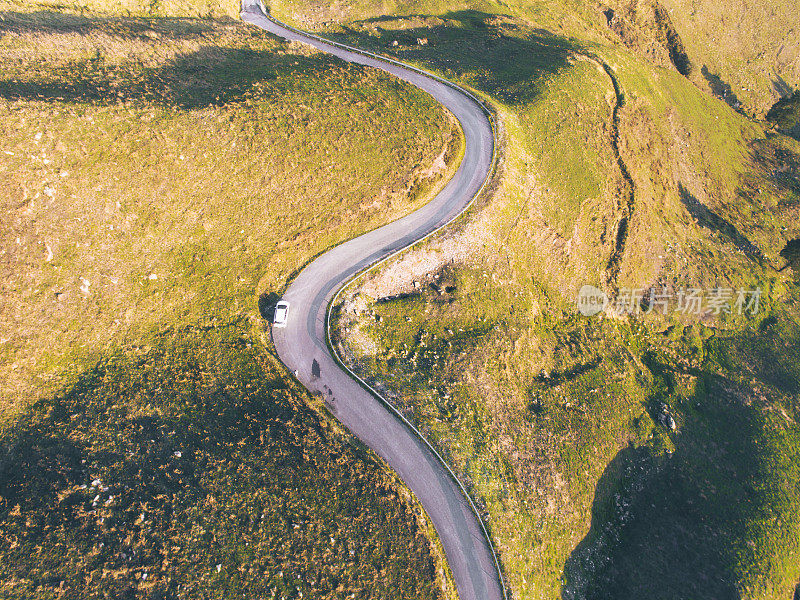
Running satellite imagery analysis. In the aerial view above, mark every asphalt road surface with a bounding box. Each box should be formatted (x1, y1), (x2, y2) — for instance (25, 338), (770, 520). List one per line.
(240, 3), (502, 599)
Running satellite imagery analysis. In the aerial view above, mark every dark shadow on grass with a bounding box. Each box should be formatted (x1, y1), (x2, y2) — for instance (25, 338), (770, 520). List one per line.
(767, 90), (800, 141)
(258, 291), (280, 320)
(1, 9), (579, 109)
(781, 239), (800, 278)
(0, 10), (344, 109)
(773, 76), (793, 99)
(701, 65), (743, 113)
(535, 357), (603, 386)
(0, 9), (221, 37)
(0, 328), (448, 599)
(712, 313), (800, 395)
(0, 335), (311, 597)
(743, 137), (800, 210)
(327, 10), (579, 106)
(562, 320), (800, 599)
(678, 183), (766, 263)
(562, 375), (763, 600)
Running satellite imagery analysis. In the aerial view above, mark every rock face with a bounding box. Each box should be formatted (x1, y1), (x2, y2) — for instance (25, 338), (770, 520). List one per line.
(359, 212), (492, 301)
(657, 402), (677, 430)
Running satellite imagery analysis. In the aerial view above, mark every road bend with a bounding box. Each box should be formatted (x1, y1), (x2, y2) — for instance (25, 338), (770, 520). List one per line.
(240, 3), (502, 599)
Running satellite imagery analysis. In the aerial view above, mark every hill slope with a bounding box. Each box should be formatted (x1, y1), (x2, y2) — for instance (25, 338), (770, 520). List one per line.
(261, 1), (800, 598)
(0, 5), (461, 598)
(0, 326), (448, 599)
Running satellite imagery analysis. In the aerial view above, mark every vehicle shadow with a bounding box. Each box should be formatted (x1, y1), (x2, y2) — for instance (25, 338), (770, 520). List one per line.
(258, 291), (280, 321)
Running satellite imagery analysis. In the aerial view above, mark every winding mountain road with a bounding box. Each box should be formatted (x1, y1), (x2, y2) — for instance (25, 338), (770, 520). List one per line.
(240, 3), (502, 599)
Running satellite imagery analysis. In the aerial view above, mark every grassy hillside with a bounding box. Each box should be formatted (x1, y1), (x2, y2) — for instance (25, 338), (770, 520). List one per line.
(0, 6), (460, 419)
(0, 5), (462, 598)
(259, 1), (800, 598)
(3, 0), (798, 598)
(2, 0), (241, 18)
(0, 325), (449, 599)
(658, 0), (799, 116)
(589, 0), (799, 117)
(269, 0), (799, 118)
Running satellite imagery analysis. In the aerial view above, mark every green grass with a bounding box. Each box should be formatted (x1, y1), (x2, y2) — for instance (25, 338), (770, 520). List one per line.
(269, 0), (799, 118)
(564, 314), (800, 600)
(273, 6), (798, 293)
(340, 277), (800, 599)
(0, 7), (459, 419)
(0, 324), (449, 599)
(0, 5), (464, 599)
(3, 0), (799, 598)
(1, 0), (241, 18)
(281, 3), (800, 598)
(655, 0), (800, 117)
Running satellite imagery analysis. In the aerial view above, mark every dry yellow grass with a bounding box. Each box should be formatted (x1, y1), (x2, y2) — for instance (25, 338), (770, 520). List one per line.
(0, 9), (459, 420)
(0, 6), (463, 599)
(269, 4), (800, 598)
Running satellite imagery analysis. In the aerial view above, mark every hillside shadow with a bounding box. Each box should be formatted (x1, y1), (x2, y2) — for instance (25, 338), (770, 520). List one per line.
(678, 183), (766, 263)
(713, 313), (800, 395)
(0, 9), (220, 37)
(562, 322), (800, 599)
(329, 10), (579, 106)
(0, 332), (352, 598)
(701, 65), (743, 113)
(782, 239), (800, 279)
(767, 90), (800, 141)
(772, 76), (793, 99)
(0, 350), (285, 518)
(748, 138), (800, 208)
(1, 9), (579, 109)
(0, 10), (340, 109)
(562, 377), (762, 599)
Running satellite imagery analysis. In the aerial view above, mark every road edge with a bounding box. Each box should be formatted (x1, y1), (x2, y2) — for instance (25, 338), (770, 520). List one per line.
(244, 4), (507, 599)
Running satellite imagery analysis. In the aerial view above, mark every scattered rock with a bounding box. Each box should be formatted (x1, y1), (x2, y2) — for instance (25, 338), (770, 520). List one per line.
(657, 402), (677, 430)
(360, 211), (492, 300)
